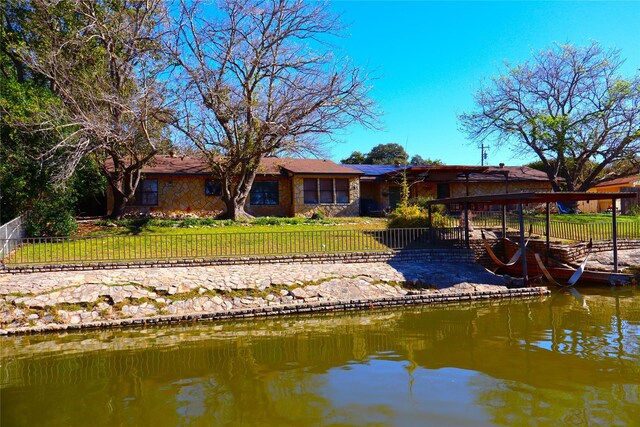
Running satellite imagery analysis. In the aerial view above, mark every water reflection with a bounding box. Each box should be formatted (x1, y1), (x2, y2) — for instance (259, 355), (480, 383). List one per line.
(1, 288), (639, 426)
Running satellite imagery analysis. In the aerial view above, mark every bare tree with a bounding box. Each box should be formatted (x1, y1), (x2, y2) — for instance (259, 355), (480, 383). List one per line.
(460, 42), (640, 193)
(168, 0), (376, 219)
(8, 0), (170, 218)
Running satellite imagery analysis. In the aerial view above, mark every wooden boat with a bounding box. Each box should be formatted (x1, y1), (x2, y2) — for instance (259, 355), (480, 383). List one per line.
(497, 263), (633, 286)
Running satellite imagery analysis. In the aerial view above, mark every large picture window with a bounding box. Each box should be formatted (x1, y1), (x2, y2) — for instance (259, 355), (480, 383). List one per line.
(205, 180), (222, 196)
(128, 179), (158, 206)
(303, 178), (350, 204)
(250, 181), (279, 205)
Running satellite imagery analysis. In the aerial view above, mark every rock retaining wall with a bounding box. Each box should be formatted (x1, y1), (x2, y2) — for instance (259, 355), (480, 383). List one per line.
(1, 248), (476, 274)
(1, 286), (549, 336)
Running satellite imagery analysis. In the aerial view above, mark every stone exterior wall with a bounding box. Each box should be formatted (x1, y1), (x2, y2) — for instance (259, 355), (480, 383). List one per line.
(107, 175), (293, 217)
(107, 175), (225, 216)
(291, 176), (360, 217)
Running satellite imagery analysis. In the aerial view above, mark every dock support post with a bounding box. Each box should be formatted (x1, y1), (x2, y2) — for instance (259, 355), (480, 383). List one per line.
(612, 198), (618, 273)
(518, 200), (528, 285)
(501, 205), (507, 239)
(428, 206), (433, 243)
(464, 202), (470, 249)
(545, 202), (551, 262)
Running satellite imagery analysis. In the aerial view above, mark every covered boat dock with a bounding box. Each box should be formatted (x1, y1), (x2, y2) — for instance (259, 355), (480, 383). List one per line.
(425, 191), (637, 285)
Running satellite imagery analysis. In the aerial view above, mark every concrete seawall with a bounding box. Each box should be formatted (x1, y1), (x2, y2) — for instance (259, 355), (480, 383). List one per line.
(1, 285), (549, 335)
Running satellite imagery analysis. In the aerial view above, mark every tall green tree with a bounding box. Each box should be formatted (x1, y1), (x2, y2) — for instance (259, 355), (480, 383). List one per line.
(5, 0), (170, 218)
(460, 42), (640, 192)
(365, 143), (408, 165)
(0, 1), (64, 222)
(341, 151), (367, 164)
(409, 154), (442, 166)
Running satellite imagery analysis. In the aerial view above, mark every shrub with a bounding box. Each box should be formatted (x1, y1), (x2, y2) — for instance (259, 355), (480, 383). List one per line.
(25, 190), (78, 237)
(387, 205), (447, 228)
(310, 211), (325, 220)
(407, 196), (446, 215)
(628, 205), (640, 217)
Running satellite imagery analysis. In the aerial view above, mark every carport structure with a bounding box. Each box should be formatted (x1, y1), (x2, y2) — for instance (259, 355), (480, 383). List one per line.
(425, 191), (637, 285)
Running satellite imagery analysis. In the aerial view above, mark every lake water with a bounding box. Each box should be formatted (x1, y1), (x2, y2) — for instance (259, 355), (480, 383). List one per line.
(1, 286), (638, 426)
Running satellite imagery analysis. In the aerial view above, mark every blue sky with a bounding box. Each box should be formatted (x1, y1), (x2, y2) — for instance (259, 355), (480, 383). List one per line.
(321, 1), (640, 166)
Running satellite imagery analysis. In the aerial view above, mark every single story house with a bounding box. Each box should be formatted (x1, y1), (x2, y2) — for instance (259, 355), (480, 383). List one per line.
(107, 155), (362, 217)
(580, 175), (640, 213)
(107, 156), (556, 218)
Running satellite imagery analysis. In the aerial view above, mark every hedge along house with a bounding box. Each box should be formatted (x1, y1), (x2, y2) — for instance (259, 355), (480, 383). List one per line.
(106, 155), (363, 218)
(349, 164), (555, 215)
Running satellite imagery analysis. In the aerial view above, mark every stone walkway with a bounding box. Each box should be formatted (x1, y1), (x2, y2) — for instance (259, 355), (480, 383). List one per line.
(0, 260), (517, 332)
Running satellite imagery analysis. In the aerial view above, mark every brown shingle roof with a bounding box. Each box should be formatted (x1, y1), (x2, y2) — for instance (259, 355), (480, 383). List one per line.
(267, 158), (363, 175)
(594, 175), (639, 188)
(135, 155), (362, 176)
(138, 155), (211, 175)
(465, 166), (552, 182)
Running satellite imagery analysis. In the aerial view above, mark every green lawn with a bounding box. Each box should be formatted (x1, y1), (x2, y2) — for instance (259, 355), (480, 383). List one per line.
(470, 212), (640, 240)
(527, 213), (640, 223)
(88, 216), (388, 236)
(4, 217), (407, 265)
(4, 213), (638, 266)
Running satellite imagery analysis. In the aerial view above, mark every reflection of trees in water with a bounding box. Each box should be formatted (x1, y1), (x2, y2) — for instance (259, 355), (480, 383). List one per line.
(2, 292), (639, 426)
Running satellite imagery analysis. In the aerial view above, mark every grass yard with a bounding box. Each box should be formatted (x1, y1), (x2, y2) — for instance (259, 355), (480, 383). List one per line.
(470, 212), (640, 241)
(3, 213), (638, 266)
(4, 217), (409, 266)
(526, 213), (640, 223)
(86, 216), (388, 236)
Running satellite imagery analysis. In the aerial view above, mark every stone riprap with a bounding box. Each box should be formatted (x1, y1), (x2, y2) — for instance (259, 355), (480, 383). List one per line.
(0, 260), (542, 334)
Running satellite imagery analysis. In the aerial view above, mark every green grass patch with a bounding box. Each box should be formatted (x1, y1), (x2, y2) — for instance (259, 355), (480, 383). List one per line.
(470, 212), (640, 240)
(4, 218), (398, 266)
(94, 216), (385, 235)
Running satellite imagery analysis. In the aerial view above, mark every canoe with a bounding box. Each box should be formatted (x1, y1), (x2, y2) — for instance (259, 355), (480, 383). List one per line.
(498, 263), (633, 286)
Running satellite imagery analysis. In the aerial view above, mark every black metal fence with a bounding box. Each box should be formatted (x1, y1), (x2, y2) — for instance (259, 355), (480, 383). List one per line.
(1, 227), (463, 266)
(469, 211), (640, 241)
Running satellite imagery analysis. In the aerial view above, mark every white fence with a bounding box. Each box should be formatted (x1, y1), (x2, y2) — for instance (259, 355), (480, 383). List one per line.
(1, 215), (26, 258)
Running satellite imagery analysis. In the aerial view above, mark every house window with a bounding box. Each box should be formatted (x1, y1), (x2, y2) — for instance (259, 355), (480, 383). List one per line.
(303, 179), (318, 204)
(319, 178), (334, 203)
(205, 180), (222, 196)
(250, 180), (279, 205)
(335, 179), (349, 204)
(304, 178), (350, 204)
(128, 179), (158, 206)
(437, 183), (450, 199)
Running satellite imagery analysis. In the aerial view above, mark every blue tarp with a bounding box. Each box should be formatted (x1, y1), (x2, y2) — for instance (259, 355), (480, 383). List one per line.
(556, 202), (571, 214)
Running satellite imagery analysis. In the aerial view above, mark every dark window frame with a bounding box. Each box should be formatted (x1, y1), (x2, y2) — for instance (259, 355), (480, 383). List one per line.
(250, 180), (279, 205)
(303, 178), (351, 205)
(128, 178), (158, 206)
(335, 179), (350, 204)
(205, 179), (222, 196)
(303, 178), (318, 204)
(436, 183), (450, 199)
(319, 178), (334, 204)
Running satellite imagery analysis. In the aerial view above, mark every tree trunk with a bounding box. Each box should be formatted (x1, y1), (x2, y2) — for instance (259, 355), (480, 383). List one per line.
(221, 198), (253, 220)
(110, 189), (128, 219)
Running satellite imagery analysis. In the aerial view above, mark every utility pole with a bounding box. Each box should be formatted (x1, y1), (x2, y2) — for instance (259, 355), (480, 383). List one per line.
(480, 142), (489, 166)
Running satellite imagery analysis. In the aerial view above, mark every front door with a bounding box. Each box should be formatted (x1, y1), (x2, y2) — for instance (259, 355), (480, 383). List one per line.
(389, 186), (401, 210)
